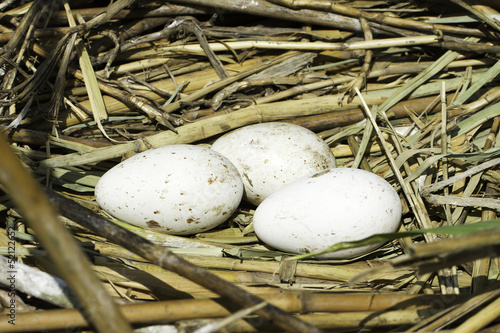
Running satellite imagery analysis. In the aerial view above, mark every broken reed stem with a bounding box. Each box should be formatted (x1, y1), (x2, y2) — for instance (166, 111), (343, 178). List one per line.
(161, 51), (297, 114)
(440, 81), (460, 295)
(266, 0), (491, 38)
(64, 2), (120, 143)
(129, 35), (440, 56)
(41, 70), (480, 169)
(0, 134), (133, 333)
(472, 114), (500, 292)
(42, 189), (322, 333)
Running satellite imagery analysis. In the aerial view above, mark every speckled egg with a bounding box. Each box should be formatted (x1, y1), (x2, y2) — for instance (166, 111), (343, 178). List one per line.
(253, 168), (402, 259)
(211, 122), (336, 206)
(95, 144), (244, 235)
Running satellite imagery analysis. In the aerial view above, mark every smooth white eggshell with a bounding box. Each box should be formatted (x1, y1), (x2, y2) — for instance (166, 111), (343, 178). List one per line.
(95, 144), (244, 235)
(253, 168), (402, 259)
(211, 122), (336, 206)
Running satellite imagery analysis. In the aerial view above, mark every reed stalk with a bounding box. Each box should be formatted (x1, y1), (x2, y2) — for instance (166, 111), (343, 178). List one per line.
(0, 292), (458, 332)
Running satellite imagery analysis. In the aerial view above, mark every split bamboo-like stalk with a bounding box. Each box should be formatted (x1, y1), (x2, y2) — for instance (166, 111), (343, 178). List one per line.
(93, 245), (413, 284)
(0, 292), (459, 332)
(57, 56), (271, 127)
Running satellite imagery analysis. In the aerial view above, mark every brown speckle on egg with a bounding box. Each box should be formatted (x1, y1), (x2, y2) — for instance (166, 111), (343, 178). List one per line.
(146, 220), (161, 228)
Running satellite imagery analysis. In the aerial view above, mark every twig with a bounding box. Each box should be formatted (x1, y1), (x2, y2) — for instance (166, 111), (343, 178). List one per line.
(338, 17), (373, 103)
(267, 0), (494, 38)
(0, 0), (43, 69)
(178, 17), (229, 79)
(449, 0), (500, 33)
(83, 0), (136, 31)
(421, 157), (500, 196)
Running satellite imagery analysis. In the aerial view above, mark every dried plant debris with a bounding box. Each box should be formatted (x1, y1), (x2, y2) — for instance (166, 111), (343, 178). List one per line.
(2, 0), (500, 332)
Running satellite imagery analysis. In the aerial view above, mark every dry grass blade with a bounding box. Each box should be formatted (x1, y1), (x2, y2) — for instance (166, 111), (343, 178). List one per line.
(378, 37), (478, 114)
(450, 0), (500, 33)
(63, 1), (118, 143)
(355, 87), (430, 230)
(452, 59), (500, 106)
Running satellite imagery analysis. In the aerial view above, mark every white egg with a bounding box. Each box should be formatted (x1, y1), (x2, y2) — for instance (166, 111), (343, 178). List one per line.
(95, 144), (244, 235)
(253, 168), (402, 259)
(211, 122), (336, 206)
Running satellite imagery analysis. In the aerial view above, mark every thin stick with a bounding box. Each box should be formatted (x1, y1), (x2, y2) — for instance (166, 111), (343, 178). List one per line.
(453, 296), (500, 333)
(64, 2), (119, 143)
(135, 35), (441, 55)
(421, 157), (500, 196)
(171, 0), (487, 38)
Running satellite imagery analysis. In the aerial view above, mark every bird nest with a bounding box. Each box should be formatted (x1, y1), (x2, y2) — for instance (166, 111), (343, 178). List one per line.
(1, 0), (500, 332)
